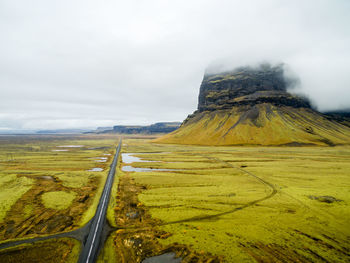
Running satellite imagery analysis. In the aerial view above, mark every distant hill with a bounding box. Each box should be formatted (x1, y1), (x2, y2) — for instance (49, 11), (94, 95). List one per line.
(94, 122), (181, 134)
(36, 129), (92, 134)
(156, 64), (350, 146)
(96, 127), (114, 131)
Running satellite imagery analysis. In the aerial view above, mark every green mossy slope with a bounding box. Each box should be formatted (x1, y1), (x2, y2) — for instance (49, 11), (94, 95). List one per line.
(156, 104), (350, 146)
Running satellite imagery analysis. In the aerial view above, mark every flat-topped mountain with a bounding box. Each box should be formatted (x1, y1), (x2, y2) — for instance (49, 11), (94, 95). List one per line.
(156, 64), (350, 146)
(198, 64), (310, 111)
(92, 122), (181, 134)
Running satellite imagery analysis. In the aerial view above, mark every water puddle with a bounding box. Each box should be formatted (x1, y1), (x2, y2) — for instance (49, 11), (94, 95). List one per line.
(89, 157), (108, 162)
(122, 153), (156, 164)
(142, 252), (181, 263)
(52, 149), (68, 152)
(121, 153), (175, 172)
(87, 168), (103, 172)
(103, 153), (111, 156)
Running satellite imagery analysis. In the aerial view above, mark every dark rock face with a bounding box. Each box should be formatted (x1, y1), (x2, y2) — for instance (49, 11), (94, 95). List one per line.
(197, 64), (311, 112)
(323, 110), (350, 128)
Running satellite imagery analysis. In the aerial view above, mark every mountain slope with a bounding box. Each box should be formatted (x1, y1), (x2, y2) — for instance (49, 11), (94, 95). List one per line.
(156, 64), (350, 146)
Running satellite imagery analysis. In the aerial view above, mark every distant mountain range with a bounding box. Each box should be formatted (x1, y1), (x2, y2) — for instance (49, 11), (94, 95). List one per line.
(36, 129), (93, 134)
(0, 123), (182, 135)
(0, 128), (93, 135)
(91, 122), (181, 134)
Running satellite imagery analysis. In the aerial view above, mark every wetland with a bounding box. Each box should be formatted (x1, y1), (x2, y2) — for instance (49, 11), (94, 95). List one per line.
(0, 135), (350, 262)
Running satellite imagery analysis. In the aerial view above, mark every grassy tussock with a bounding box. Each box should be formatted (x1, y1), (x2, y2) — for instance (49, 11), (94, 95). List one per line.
(41, 191), (77, 210)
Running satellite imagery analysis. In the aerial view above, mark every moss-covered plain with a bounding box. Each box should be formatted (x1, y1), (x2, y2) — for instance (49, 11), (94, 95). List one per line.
(0, 134), (119, 241)
(121, 139), (350, 262)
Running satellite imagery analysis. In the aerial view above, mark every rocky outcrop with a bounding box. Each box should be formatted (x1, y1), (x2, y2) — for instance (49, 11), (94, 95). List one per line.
(197, 64), (310, 112)
(156, 64), (350, 146)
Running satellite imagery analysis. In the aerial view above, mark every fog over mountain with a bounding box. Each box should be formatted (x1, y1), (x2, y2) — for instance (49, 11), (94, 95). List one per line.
(1, 0), (349, 130)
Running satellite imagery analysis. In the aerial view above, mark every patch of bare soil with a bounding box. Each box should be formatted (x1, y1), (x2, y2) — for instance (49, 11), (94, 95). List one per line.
(0, 175), (98, 240)
(111, 173), (223, 263)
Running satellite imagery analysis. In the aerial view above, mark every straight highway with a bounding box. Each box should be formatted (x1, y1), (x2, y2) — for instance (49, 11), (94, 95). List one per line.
(78, 139), (121, 263)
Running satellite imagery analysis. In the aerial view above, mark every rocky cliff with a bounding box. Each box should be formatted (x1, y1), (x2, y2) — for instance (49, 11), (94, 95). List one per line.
(156, 64), (350, 146)
(197, 64), (309, 112)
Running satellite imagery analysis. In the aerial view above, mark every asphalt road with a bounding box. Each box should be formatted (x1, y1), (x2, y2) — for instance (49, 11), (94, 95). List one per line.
(78, 139), (122, 263)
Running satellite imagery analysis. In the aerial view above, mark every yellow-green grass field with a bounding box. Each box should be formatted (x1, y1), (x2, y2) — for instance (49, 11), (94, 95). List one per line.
(121, 139), (350, 262)
(0, 134), (119, 242)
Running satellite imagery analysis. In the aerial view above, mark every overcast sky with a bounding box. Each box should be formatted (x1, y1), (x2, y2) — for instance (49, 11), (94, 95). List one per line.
(1, 0), (349, 130)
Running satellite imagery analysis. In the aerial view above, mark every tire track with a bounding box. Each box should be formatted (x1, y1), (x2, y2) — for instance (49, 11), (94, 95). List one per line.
(143, 153), (278, 226)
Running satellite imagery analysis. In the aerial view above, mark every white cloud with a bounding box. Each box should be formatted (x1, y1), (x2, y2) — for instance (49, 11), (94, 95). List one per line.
(1, 0), (350, 129)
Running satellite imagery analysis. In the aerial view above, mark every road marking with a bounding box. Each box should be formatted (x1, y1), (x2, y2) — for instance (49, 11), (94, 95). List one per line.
(86, 192), (107, 262)
(86, 187), (109, 262)
(85, 145), (120, 262)
(80, 142), (121, 263)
